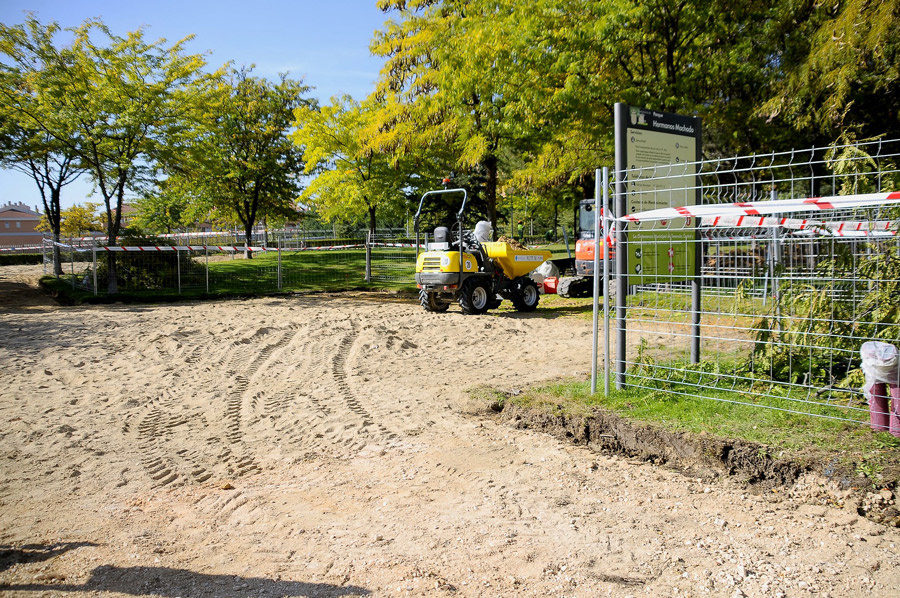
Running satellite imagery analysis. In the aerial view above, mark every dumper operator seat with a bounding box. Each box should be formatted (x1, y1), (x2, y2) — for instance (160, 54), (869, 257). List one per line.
(434, 226), (450, 245)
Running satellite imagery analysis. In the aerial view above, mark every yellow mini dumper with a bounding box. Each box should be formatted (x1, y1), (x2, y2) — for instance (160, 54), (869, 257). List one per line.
(413, 188), (551, 315)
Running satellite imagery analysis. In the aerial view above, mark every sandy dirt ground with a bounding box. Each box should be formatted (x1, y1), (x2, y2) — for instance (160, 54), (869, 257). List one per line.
(1, 264), (899, 598)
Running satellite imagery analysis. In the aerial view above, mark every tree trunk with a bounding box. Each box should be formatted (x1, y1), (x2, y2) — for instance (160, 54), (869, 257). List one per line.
(553, 202), (559, 240)
(244, 221), (254, 259)
(484, 154), (498, 238)
(105, 177), (127, 294)
(368, 201), (377, 237)
(52, 232), (63, 276)
(49, 187), (64, 275)
(244, 188), (261, 259)
(581, 173), (594, 200)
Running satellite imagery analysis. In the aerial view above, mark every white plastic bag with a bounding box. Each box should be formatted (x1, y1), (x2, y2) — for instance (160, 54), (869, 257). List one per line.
(860, 341), (900, 402)
(530, 260), (559, 289)
(474, 221), (493, 243)
(534, 260), (559, 279)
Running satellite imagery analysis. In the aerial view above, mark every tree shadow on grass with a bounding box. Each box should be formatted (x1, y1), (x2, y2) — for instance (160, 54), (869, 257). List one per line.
(1, 564), (370, 597)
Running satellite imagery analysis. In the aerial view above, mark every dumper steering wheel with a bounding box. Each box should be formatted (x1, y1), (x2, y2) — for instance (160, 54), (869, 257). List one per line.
(451, 227), (479, 250)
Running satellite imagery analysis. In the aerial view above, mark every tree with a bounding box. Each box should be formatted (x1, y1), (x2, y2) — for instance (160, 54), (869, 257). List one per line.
(133, 182), (193, 235)
(37, 202), (103, 237)
(0, 18), (85, 274)
(761, 0), (900, 142)
(372, 0), (540, 234)
(177, 67), (312, 256)
(372, 0), (899, 225)
(495, 0), (791, 192)
(2, 18), (209, 292)
(293, 95), (412, 234)
(370, 1), (783, 234)
(68, 22), (207, 290)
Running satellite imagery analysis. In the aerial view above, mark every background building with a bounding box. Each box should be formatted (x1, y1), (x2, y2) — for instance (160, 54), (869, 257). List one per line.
(0, 201), (42, 247)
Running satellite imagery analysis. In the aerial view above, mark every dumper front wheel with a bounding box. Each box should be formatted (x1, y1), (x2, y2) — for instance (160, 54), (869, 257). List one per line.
(459, 278), (490, 315)
(420, 290), (450, 312)
(512, 278), (540, 312)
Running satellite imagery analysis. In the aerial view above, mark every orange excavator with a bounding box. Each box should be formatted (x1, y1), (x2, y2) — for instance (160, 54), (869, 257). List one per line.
(554, 199), (615, 298)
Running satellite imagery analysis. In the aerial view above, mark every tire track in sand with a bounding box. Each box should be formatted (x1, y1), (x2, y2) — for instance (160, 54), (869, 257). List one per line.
(267, 328), (334, 455)
(328, 320), (399, 454)
(217, 328), (298, 477)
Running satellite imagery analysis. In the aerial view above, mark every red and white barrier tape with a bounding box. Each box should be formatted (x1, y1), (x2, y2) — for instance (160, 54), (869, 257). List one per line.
(700, 216), (900, 237)
(49, 242), (370, 252)
(701, 215), (897, 233)
(96, 245), (271, 252)
(370, 242), (421, 248)
(0, 245), (43, 253)
(621, 191), (900, 223)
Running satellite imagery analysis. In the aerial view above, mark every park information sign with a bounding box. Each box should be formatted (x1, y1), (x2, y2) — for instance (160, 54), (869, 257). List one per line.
(614, 104), (702, 284)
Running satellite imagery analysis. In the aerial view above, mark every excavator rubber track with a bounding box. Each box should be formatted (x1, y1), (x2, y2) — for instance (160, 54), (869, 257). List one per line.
(555, 276), (594, 298)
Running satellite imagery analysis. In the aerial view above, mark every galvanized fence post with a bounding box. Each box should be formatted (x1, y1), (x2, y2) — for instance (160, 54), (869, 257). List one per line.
(92, 239), (98, 296)
(561, 224), (572, 259)
(365, 231), (372, 283)
(591, 168), (602, 394)
(602, 167), (611, 397)
(691, 190), (702, 365)
(770, 190), (783, 333)
(614, 115), (628, 390)
(277, 237), (282, 291)
(205, 245), (209, 294)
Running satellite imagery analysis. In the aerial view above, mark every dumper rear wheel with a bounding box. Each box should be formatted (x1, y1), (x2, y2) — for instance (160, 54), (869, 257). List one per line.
(459, 278), (490, 315)
(511, 278), (540, 312)
(420, 290), (450, 312)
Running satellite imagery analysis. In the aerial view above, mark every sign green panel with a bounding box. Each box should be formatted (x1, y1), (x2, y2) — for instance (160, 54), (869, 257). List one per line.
(617, 106), (701, 284)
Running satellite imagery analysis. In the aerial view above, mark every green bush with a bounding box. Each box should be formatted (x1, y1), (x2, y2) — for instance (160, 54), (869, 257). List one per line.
(0, 253), (43, 265)
(94, 236), (205, 291)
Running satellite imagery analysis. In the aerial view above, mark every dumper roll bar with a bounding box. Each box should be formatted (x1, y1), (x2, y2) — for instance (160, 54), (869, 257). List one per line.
(414, 188), (469, 288)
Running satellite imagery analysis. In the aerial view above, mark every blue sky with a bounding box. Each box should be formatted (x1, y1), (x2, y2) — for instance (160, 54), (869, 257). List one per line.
(1, 0), (392, 209)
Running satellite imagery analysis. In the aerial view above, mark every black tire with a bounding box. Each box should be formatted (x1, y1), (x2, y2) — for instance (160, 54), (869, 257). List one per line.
(458, 278), (490, 315)
(419, 289), (450, 312)
(511, 278), (540, 312)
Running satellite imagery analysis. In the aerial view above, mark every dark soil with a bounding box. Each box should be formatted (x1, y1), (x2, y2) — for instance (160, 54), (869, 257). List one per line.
(494, 402), (900, 526)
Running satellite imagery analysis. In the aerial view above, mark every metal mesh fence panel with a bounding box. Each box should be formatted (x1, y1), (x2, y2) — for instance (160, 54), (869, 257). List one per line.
(93, 249), (202, 295)
(46, 239), (97, 292)
(42, 232), (412, 297)
(608, 138), (900, 427)
(278, 238), (367, 291)
(368, 233), (417, 284)
(204, 248), (280, 294)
